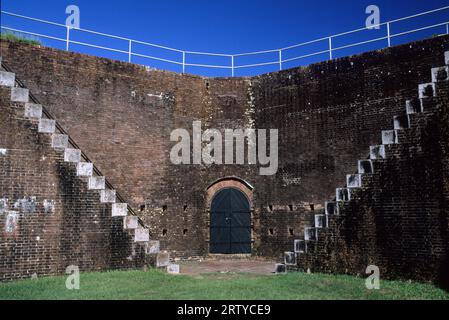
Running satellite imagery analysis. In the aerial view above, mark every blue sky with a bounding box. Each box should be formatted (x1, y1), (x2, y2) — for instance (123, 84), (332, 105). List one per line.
(1, 0), (449, 76)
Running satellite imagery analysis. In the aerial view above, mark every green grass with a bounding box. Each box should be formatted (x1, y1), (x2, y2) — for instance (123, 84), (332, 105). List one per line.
(0, 269), (448, 300)
(1, 32), (41, 46)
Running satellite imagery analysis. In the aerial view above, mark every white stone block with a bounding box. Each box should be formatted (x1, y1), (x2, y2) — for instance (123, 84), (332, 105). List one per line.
(358, 160), (374, 174)
(0, 71), (15, 87)
(134, 228), (149, 242)
(431, 66), (449, 82)
(336, 188), (350, 202)
(294, 239), (307, 253)
(418, 83), (436, 99)
(347, 174), (362, 188)
(38, 119), (55, 134)
(112, 203), (127, 217)
(406, 100), (423, 115)
(393, 115), (409, 130)
(156, 251), (170, 267)
(167, 264), (180, 274)
(146, 240), (160, 254)
(370, 145), (386, 159)
(51, 134), (69, 149)
(314, 214), (328, 228)
(304, 227), (317, 241)
(284, 252), (296, 266)
(100, 189), (116, 203)
(382, 130), (398, 145)
(124, 216), (138, 230)
(88, 176), (105, 190)
(76, 162), (93, 177)
(64, 148), (81, 163)
(24, 103), (42, 118)
(275, 263), (286, 274)
(11, 87), (29, 103)
(325, 201), (339, 215)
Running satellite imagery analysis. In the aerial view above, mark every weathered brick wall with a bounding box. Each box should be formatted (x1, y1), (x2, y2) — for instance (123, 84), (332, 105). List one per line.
(296, 81), (449, 287)
(0, 87), (144, 281)
(251, 36), (449, 257)
(1, 36), (448, 262)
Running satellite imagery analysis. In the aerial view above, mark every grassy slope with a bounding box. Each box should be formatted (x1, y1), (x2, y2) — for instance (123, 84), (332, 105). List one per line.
(0, 269), (448, 300)
(0, 32), (41, 46)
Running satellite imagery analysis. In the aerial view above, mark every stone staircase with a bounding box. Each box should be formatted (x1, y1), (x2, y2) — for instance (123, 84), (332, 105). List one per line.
(0, 56), (179, 273)
(277, 51), (449, 274)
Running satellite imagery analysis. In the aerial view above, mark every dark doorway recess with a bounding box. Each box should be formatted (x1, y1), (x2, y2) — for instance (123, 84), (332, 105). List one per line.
(210, 188), (251, 254)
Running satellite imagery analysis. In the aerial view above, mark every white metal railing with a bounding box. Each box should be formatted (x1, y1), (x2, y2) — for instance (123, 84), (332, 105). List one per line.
(1, 6), (449, 77)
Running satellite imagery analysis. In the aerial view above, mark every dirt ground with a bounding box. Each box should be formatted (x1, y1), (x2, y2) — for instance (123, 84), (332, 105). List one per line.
(178, 258), (277, 276)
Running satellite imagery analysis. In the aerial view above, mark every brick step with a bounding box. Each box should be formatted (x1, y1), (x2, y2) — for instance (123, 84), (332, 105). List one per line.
(431, 66), (449, 83)
(64, 148), (81, 163)
(24, 103), (43, 119)
(77, 162), (93, 177)
(314, 214), (328, 228)
(346, 174), (362, 188)
(11, 87), (29, 103)
(100, 189), (116, 203)
(336, 187), (358, 202)
(294, 239), (308, 253)
(51, 134), (69, 149)
(304, 227), (318, 241)
(156, 251), (170, 267)
(284, 252), (297, 266)
(393, 115), (409, 130)
(370, 145), (386, 159)
(0, 71), (15, 87)
(1, 59), (161, 267)
(418, 82), (436, 99)
(275, 263), (287, 274)
(112, 203), (128, 217)
(134, 227), (150, 243)
(284, 51), (449, 273)
(38, 118), (56, 134)
(124, 216), (139, 230)
(381, 130), (400, 145)
(88, 176), (106, 190)
(145, 240), (161, 255)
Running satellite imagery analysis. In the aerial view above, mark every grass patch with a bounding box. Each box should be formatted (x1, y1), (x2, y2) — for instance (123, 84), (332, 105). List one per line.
(1, 32), (41, 46)
(0, 269), (448, 300)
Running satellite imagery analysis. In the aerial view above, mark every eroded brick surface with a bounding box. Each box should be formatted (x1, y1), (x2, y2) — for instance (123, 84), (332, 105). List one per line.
(1, 36), (448, 284)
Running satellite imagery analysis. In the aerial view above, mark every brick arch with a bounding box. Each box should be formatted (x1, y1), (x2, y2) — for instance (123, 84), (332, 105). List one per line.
(206, 177), (254, 209)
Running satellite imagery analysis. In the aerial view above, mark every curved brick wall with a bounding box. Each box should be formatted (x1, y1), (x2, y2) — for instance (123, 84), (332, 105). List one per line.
(1, 36), (448, 261)
(0, 86), (145, 281)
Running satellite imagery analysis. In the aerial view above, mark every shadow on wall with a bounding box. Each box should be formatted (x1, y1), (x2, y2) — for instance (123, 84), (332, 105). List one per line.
(439, 256), (449, 291)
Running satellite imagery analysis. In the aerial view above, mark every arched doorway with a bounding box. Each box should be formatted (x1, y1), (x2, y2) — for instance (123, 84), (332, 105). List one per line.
(210, 188), (251, 254)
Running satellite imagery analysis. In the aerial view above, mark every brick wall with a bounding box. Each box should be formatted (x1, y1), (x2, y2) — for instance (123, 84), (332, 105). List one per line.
(296, 81), (449, 287)
(0, 87), (144, 281)
(1, 36), (448, 264)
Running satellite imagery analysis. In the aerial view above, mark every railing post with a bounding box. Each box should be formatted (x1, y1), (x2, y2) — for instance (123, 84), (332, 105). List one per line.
(231, 55), (235, 77)
(66, 26), (70, 51)
(328, 37), (333, 60)
(128, 40), (132, 63)
(387, 22), (391, 47)
(279, 50), (282, 71)
(182, 51), (186, 74)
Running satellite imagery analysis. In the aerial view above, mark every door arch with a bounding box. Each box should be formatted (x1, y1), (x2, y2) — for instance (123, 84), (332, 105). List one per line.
(210, 188), (251, 254)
